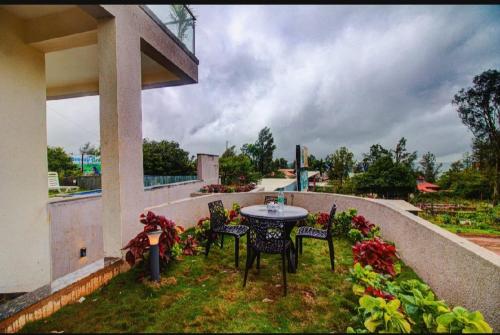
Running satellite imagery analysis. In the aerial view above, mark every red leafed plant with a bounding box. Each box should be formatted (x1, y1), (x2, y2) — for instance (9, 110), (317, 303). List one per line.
(182, 235), (200, 256)
(235, 184), (256, 192)
(365, 286), (395, 301)
(316, 212), (330, 228)
(122, 211), (183, 266)
(228, 209), (238, 222)
(352, 238), (399, 277)
(200, 184), (228, 193)
(351, 215), (375, 236)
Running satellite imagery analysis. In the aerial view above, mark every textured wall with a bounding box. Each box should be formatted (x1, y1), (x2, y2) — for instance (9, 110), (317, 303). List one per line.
(48, 197), (103, 280)
(0, 9), (51, 293)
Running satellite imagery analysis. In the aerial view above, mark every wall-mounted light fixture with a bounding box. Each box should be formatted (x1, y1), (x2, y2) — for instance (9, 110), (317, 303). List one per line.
(146, 230), (162, 282)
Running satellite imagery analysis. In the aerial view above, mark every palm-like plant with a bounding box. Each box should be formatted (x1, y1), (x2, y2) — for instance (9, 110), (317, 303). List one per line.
(169, 5), (194, 44)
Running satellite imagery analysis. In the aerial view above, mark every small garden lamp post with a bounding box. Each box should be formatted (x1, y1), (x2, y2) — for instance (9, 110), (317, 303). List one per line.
(146, 230), (162, 282)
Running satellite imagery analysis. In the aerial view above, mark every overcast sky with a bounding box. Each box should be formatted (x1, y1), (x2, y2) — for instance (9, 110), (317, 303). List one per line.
(47, 5), (500, 166)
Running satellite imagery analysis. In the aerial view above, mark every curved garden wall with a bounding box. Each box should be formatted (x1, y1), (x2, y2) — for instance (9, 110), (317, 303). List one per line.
(147, 191), (500, 330)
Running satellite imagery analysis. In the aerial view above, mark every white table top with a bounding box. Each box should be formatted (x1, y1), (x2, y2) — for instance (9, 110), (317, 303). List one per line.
(240, 205), (308, 221)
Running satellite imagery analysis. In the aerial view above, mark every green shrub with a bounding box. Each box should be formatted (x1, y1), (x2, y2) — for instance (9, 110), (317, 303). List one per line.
(357, 295), (411, 333)
(348, 229), (364, 243)
(441, 214), (452, 225)
(436, 307), (492, 333)
(386, 280), (449, 332)
(348, 263), (388, 296)
(332, 208), (357, 237)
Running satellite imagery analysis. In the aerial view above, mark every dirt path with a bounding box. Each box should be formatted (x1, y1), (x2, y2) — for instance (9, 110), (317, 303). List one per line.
(457, 233), (500, 256)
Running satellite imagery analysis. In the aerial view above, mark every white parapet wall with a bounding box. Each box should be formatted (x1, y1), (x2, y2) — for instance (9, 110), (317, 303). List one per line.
(146, 191), (500, 330)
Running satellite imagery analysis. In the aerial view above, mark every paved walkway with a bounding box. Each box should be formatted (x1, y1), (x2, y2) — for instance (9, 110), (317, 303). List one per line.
(458, 234), (500, 256)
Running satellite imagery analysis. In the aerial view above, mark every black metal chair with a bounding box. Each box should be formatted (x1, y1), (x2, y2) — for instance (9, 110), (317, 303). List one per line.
(264, 195), (288, 205)
(295, 204), (337, 271)
(206, 200), (249, 268)
(243, 216), (293, 296)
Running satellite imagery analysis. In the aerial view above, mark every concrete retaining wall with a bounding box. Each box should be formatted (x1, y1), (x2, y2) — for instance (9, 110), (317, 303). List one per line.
(48, 180), (206, 281)
(147, 191), (500, 330)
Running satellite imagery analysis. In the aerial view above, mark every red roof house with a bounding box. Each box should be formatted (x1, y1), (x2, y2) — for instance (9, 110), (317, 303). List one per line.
(416, 176), (440, 193)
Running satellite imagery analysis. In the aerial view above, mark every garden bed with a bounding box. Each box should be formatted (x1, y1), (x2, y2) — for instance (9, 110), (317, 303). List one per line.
(20, 236), (420, 333)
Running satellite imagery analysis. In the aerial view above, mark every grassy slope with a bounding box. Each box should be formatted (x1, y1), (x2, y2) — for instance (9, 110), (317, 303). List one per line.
(21, 236), (420, 333)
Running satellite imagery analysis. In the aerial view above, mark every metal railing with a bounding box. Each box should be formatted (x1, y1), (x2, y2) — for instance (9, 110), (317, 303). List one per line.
(144, 175), (198, 187)
(143, 4), (196, 55)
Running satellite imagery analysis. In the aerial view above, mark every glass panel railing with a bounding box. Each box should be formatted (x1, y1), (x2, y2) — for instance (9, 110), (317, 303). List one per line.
(144, 175), (198, 188)
(144, 5), (196, 55)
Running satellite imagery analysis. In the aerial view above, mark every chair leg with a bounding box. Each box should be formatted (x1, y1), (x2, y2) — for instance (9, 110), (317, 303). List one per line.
(221, 234), (224, 249)
(205, 233), (213, 257)
(281, 250), (287, 296)
(243, 248), (252, 287)
(327, 238), (335, 271)
(294, 236), (299, 269)
(256, 252), (260, 270)
(235, 237), (239, 268)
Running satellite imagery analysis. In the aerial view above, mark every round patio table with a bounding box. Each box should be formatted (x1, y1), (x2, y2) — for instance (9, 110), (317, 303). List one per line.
(240, 204), (308, 273)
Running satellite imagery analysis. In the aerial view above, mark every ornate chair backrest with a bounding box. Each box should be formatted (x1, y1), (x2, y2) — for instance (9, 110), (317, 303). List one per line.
(264, 195), (288, 205)
(245, 216), (290, 254)
(326, 204), (337, 237)
(208, 200), (226, 232)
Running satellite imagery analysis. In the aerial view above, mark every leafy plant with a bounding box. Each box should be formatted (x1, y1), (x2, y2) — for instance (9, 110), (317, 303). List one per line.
(351, 215), (375, 236)
(357, 295), (411, 333)
(182, 235), (201, 255)
(348, 263), (388, 296)
(353, 238), (399, 277)
(386, 279), (450, 332)
(316, 212), (331, 228)
(303, 213), (318, 227)
(332, 208), (358, 237)
(435, 306), (492, 333)
(348, 229), (364, 243)
(200, 184), (255, 193)
(364, 286), (395, 301)
(194, 217), (216, 247)
(122, 211), (183, 266)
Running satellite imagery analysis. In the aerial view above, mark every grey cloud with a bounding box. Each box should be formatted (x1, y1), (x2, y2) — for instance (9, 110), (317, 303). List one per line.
(48, 5), (500, 167)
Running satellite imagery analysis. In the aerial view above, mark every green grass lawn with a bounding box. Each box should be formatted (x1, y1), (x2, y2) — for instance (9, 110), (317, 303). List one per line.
(21, 235), (420, 333)
(419, 207), (500, 237)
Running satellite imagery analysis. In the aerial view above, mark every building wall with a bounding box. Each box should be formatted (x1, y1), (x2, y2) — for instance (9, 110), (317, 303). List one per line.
(48, 154), (218, 281)
(0, 9), (51, 293)
(48, 197), (102, 280)
(146, 191), (500, 330)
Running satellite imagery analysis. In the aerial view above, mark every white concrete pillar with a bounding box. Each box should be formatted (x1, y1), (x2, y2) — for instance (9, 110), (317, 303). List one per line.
(0, 9), (51, 292)
(98, 17), (144, 258)
(197, 154), (220, 184)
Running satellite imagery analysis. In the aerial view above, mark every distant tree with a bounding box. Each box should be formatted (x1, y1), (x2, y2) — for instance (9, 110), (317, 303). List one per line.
(273, 157), (289, 170)
(142, 139), (196, 176)
(221, 145), (237, 159)
(392, 137), (417, 168)
(352, 141), (416, 198)
(325, 147), (355, 186)
(242, 127), (276, 175)
(361, 144), (392, 171)
(452, 69), (500, 204)
(47, 146), (80, 179)
(418, 151), (442, 183)
(308, 154), (327, 175)
(220, 145), (260, 185)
